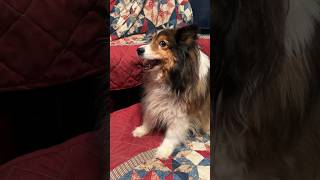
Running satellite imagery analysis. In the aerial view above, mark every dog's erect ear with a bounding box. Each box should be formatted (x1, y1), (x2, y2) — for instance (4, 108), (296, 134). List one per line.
(175, 25), (199, 46)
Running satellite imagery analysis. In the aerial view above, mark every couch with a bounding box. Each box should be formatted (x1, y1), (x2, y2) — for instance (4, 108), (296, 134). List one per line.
(0, 0), (106, 179)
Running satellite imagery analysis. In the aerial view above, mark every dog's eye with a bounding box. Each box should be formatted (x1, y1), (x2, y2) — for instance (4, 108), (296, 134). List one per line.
(159, 41), (167, 47)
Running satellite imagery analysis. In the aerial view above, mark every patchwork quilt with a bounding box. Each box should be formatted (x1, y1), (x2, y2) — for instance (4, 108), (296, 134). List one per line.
(110, 0), (193, 41)
(111, 134), (210, 180)
(110, 104), (211, 180)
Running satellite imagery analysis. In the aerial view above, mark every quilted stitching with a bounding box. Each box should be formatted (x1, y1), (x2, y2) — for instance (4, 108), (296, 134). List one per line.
(115, 134), (210, 179)
(0, 1), (34, 84)
(0, 0), (32, 38)
(110, 43), (143, 90)
(0, 0), (105, 92)
(2, 0), (32, 13)
(0, 132), (101, 180)
(110, 104), (163, 170)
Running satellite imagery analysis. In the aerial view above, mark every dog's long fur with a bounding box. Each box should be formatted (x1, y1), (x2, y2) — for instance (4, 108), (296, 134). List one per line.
(213, 0), (320, 179)
(132, 25), (210, 159)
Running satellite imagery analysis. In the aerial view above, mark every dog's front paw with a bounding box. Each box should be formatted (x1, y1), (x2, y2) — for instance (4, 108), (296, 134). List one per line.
(155, 144), (174, 160)
(132, 126), (149, 137)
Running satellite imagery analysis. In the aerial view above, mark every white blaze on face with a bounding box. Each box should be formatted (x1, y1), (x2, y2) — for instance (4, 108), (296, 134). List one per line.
(139, 44), (162, 60)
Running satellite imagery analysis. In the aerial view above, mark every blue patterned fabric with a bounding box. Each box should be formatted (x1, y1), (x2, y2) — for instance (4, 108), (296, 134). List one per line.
(118, 133), (210, 179)
(110, 0), (193, 40)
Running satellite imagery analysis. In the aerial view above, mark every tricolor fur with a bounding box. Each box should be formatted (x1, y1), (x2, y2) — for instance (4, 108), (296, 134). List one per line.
(214, 0), (320, 179)
(132, 25), (210, 159)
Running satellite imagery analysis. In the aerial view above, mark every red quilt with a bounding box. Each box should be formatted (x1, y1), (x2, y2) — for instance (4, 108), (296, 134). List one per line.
(110, 103), (163, 170)
(0, 132), (102, 180)
(110, 104), (211, 179)
(110, 43), (143, 90)
(0, 0), (105, 92)
(110, 35), (210, 90)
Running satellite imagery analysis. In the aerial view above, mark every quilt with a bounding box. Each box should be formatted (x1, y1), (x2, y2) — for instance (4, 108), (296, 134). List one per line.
(110, 0), (193, 41)
(111, 133), (210, 180)
(0, 0), (106, 92)
(0, 132), (102, 180)
(110, 103), (211, 180)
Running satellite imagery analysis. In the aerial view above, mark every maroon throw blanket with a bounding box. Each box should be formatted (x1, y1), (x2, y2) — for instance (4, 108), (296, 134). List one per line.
(0, 0), (106, 92)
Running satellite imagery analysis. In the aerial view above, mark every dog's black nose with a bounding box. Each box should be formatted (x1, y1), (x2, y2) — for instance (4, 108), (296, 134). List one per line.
(137, 48), (145, 56)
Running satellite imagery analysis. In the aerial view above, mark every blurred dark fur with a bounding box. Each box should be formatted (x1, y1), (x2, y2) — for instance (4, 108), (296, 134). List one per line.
(213, 0), (320, 179)
(89, 72), (108, 179)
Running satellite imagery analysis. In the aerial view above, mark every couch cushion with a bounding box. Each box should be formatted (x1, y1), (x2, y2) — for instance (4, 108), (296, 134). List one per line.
(0, 0), (106, 93)
(0, 132), (102, 180)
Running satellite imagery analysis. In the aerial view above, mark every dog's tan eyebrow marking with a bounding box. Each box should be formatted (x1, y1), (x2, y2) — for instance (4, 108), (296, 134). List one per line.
(157, 35), (168, 41)
(149, 35), (168, 51)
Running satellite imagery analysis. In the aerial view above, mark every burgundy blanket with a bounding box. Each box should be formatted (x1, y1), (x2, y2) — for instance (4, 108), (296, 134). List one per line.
(110, 104), (163, 170)
(0, 0), (106, 170)
(0, 132), (102, 180)
(0, 0), (105, 92)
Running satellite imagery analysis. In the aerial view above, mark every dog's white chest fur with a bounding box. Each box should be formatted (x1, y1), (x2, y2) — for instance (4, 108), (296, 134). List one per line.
(142, 85), (188, 124)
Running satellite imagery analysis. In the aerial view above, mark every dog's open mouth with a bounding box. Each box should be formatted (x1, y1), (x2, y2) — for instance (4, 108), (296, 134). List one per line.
(142, 59), (162, 70)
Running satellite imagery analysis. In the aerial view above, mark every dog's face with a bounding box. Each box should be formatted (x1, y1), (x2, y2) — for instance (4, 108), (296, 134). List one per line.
(136, 25), (199, 72)
(137, 29), (177, 71)
(137, 30), (175, 60)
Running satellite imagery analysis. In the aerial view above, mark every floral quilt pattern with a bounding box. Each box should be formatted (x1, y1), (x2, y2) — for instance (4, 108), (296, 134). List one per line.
(110, 0), (193, 41)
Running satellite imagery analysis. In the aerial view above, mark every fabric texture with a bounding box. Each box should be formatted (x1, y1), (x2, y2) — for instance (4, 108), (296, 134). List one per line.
(110, 0), (193, 41)
(0, 132), (102, 180)
(116, 134), (210, 180)
(110, 35), (210, 90)
(110, 103), (163, 170)
(110, 104), (210, 180)
(0, 0), (105, 93)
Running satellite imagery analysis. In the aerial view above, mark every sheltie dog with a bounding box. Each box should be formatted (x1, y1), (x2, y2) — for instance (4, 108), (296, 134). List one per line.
(214, 0), (320, 179)
(132, 25), (210, 159)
